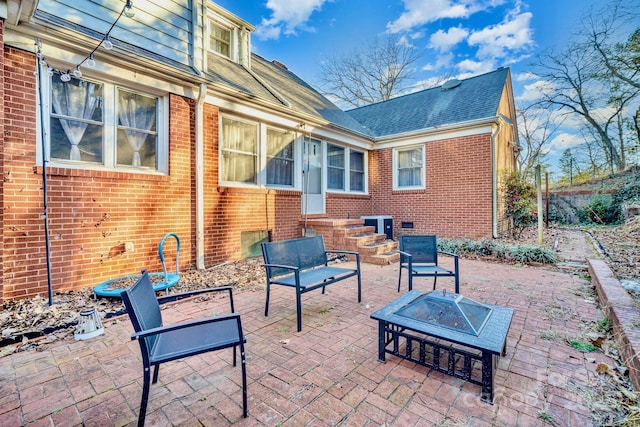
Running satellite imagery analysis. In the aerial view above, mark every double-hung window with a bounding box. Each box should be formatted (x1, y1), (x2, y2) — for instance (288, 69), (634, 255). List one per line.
(221, 118), (295, 187)
(209, 19), (232, 59)
(48, 73), (164, 172)
(266, 128), (294, 186)
(327, 144), (345, 190)
(350, 150), (365, 192)
(221, 117), (257, 184)
(394, 145), (425, 190)
(327, 144), (366, 192)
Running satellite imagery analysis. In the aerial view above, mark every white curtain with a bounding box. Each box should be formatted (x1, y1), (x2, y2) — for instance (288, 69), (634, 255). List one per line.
(222, 119), (256, 183)
(118, 94), (156, 166)
(51, 80), (98, 160)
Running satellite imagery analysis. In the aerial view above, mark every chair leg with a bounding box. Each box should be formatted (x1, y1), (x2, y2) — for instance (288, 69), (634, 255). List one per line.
(232, 344), (237, 367)
(152, 364), (160, 384)
(138, 367), (152, 427)
(408, 272), (413, 291)
(433, 275), (437, 290)
(397, 267), (402, 292)
(240, 343), (248, 418)
(264, 282), (271, 317)
(296, 290), (303, 332)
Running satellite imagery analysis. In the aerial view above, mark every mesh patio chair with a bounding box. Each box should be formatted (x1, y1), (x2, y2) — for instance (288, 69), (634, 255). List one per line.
(121, 270), (247, 426)
(397, 235), (460, 293)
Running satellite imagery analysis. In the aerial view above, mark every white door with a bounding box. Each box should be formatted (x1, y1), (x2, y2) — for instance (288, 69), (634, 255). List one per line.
(302, 138), (324, 215)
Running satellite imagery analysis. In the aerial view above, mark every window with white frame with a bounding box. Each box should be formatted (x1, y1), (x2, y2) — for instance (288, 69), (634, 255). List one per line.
(48, 74), (164, 172)
(394, 145), (424, 189)
(327, 144), (366, 192)
(327, 143), (345, 190)
(209, 19), (232, 59)
(221, 117), (258, 184)
(266, 127), (294, 186)
(350, 150), (365, 192)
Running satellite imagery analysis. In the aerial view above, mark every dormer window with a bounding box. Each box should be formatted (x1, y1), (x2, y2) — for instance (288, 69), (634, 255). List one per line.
(207, 5), (254, 68)
(209, 19), (232, 59)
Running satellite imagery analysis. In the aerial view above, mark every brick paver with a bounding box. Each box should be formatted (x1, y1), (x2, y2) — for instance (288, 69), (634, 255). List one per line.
(0, 257), (612, 426)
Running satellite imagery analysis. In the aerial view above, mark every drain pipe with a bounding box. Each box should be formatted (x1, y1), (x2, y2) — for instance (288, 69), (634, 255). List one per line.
(195, 83), (207, 269)
(491, 118), (503, 238)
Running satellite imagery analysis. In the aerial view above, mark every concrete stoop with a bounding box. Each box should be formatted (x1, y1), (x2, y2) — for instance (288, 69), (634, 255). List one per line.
(588, 258), (640, 392)
(301, 218), (399, 264)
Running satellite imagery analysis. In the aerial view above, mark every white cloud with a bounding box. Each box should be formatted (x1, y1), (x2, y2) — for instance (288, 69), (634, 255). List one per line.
(429, 26), (470, 51)
(456, 58), (495, 75)
(468, 11), (533, 59)
(548, 132), (584, 154)
(515, 71), (538, 82)
(386, 0), (510, 33)
(387, 0), (474, 33)
(255, 0), (329, 40)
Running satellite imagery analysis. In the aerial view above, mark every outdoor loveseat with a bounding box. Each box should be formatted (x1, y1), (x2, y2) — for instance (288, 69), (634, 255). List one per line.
(261, 235), (362, 331)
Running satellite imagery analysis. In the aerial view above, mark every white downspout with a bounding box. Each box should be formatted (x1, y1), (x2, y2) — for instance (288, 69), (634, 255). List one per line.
(491, 118), (503, 238)
(196, 83), (207, 269)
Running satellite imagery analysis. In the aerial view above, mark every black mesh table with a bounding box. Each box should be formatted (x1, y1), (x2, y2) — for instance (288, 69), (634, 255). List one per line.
(370, 290), (513, 403)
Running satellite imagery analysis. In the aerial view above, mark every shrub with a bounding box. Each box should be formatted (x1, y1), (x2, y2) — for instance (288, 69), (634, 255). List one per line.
(437, 238), (557, 264)
(502, 172), (537, 238)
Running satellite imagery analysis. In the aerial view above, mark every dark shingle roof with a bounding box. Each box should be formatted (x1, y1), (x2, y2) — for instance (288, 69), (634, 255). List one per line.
(346, 68), (510, 137)
(206, 54), (373, 136)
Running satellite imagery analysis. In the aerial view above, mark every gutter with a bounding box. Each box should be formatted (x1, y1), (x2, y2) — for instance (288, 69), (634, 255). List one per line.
(196, 83), (207, 269)
(491, 118), (504, 238)
(373, 116), (500, 147)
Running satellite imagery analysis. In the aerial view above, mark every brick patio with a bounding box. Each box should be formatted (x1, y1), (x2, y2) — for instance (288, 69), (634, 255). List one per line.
(0, 253), (615, 426)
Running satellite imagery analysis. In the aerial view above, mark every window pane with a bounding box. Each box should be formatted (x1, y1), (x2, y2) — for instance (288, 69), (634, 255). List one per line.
(397, 148), (422, 187)
(50, 75), (104, 163)
(267, 128), (294, 186)
(210, 21), (231, 57)
(327, 144), (344, 190)
(350, 150), (364, 192)
(222, 118), (257, 184)
(117, 90), (158, 168)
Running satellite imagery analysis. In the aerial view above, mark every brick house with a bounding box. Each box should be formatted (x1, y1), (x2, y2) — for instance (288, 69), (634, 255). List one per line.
(0, 0), (518, 303)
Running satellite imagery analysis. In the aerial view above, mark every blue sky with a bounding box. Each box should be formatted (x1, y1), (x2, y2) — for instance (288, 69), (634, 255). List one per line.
(214, 0), (614, 171)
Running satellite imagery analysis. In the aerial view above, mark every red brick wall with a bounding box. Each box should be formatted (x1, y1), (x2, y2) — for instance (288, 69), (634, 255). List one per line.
(0, 21), (5, 306)
(1, 46), (195, 301)
(201, 104), (304, 266)
(370, 134), (494, 239)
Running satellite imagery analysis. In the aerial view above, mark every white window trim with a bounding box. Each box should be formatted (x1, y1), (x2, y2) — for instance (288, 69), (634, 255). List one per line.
(36, 70), (169, 175)
(207, 14), (236, 62)
(263, 125), (296, 189)
(393, 145), (425, 190)
(325, 144), (368, 194)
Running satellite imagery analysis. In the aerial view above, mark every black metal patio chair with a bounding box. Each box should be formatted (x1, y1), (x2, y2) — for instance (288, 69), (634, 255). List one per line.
(397, 235), (460, 294)
(121, 270), (247, 426)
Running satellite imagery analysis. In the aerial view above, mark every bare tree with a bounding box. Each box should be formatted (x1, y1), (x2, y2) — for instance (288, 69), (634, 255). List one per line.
(318, 35), (421, 108)
(516, 106), (563, 176)
(533, 41), (638, 174)
(584, 0), (640, 90)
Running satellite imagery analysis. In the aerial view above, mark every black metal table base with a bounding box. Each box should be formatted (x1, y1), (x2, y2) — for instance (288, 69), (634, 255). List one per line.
(378, 323), (506, 403)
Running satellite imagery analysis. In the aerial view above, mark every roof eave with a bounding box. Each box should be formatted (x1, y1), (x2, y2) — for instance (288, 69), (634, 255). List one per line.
(373, 116), (501, 147)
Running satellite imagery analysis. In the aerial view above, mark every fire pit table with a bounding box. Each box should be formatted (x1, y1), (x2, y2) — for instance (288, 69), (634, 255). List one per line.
(370, 290), (513, 403)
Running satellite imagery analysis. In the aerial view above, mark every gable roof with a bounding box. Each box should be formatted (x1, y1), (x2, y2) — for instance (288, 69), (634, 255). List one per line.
(346, 68), (510, 138)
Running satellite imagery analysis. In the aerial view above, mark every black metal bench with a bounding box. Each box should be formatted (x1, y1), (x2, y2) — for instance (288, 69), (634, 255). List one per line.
(261, 235), (362, 331)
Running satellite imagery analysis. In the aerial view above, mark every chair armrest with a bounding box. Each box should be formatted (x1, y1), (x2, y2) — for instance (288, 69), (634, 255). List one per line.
(438, 250), (459, 259)
(157, 286), (237, 313)
(131, 313), (241, 341)
(262, 263), (300, 273)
